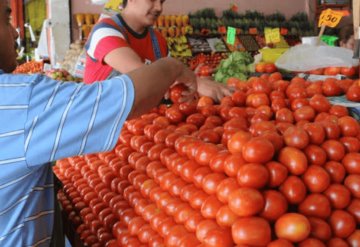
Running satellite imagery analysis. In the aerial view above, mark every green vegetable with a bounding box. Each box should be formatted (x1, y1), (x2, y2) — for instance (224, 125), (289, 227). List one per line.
(214, 51), (254, 83)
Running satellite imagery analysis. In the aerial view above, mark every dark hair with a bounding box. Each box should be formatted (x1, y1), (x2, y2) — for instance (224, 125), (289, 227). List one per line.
(122, 0), (128, 8)
(339, 24), (354, 43)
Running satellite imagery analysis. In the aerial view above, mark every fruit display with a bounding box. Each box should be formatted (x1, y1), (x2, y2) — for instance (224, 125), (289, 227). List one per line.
(45, 69), (80, 82)
(154, 15), (193, 58)
(155, 15), (193, 38)
(61, 40), (85, 75)
(238, 35), (260, 52)
(13, 60), (43, 74)
(189, 8), (220, 36)
(188, 53), (228, 71)
(54, 68), (360, 246)
(255, 62), (278, 74)
(167, 35), (192, 58)
(188, 37), (212, 54)
(214, 51), (254, 82)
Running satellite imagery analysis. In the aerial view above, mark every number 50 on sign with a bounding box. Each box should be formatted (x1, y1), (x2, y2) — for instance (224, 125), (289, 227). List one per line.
(318, 9), (343, 28)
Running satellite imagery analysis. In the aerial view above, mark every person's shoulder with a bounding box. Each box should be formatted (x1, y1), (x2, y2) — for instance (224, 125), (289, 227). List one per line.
(152, 28), (167, 43)
(0, 73), (43, 85)
(94, 16), (119, 30)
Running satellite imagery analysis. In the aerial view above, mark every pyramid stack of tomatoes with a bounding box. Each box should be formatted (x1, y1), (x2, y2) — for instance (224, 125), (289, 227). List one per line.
(54, 72), (360, 247)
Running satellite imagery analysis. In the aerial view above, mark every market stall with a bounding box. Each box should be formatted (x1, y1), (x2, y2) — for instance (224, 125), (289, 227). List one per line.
(9, 0), (360, 246)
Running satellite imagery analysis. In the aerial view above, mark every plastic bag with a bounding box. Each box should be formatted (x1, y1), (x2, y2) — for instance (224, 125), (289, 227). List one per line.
(275, 44), (359, 72)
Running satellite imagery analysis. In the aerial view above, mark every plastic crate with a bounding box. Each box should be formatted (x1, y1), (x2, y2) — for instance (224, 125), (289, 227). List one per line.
(260, 48), (288, 63)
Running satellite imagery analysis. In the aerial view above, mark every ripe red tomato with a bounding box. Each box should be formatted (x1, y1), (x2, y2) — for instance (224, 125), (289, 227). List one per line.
(303, 122), (325, 145)
(260, 190), (288, 221)
(184, 211), (203, 233)
(275, 213), (311, 243)
(309, 94), (331, 113)
(276, 108), (294, 123)
(346, 83), (360, 102)
(231, 91), (247, 106)
(279, 176), (307, 205)
(196, 219), (219, 243)
(267, 239), (294, 247)
(266, 161), (289, 188)
(283, 126), (310, 149)
(194, 143), (221, 166)
(342, 152), (360, 174)
(169, 84), (187, 104)
(203, 228), (234, 247)
(340, 66), (357, 77)
(324, 66), (341, 76)
(321, 140), (345, 162)
(294, 106), (316, 122)
(298, 238), (326, 247)
(201, 195), (223, 219)
(265, 63), (277, 73)
(322, 78), (343, 96)
(227, 130), (251, 154)
(324, 184), (351, 209)
(329, 210), (356, 238)
(231, 216), (271, 246)
(298, 193), (331, 219)
(178, 234), (200, 247)
(302, 165), (330, 193)
(308, 217), (332, 241)
(242, 137), (275, 163)
(344, 175), (360, 198)
(223, 153), (246, 177)
(278, 147), (308, 175)
(216, 205), (238, 227)
(338, 116), (360, 137)
(327, 238), (350, 247)
(348, 230), (360, 247)
(304, 145), (327, 166)
(165, 225), (188, 247)
(340, 137), (360, 153)
(237, 163), (269, 189)
(202, 173), (226, 195)
(228, 188), (265, 217)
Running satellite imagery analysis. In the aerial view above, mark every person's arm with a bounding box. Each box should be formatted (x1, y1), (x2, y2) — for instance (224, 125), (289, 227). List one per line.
(104, 47), (144, 73)
(24, 58), (196, 166)
(126, 57), (197, 118)
(196, 77), (233, 102)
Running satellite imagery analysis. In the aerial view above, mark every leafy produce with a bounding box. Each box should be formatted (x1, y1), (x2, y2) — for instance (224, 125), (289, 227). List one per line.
(214, 51), (254, 83)
(54, 72), (360, 247)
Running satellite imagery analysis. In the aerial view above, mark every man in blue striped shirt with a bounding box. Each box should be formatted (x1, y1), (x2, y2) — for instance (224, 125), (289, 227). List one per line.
(0, 1), (196, 246)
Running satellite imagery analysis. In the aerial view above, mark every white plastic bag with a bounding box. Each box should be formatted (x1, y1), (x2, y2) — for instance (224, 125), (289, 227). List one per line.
(275, 44), (359, 72)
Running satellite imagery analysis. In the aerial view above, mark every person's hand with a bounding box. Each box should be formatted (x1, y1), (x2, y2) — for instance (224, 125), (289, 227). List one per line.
(164, 65), (197, 103)
(197, 77), (234, 102)
(175, 65), (197, 102)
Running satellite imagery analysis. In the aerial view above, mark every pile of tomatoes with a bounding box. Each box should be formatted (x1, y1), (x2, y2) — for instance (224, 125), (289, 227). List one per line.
(55, 72), (360, 247)
(255, 62), (278, 74)
(307, 66), (359, 78)
(13, 60), (44, 74)
(188, 53), (228, 70)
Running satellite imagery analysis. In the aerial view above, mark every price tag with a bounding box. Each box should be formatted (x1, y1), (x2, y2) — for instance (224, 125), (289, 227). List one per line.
(264, 27), (281, 44)
(226, 26), (236, 45)
(318, 9), (343, 28)
(104, 0), (123, 13)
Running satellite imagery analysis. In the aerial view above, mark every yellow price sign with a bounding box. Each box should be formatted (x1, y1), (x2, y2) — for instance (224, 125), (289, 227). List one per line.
(318, 9), (343, 28)
(264, 27), (281, 44)
(104, 0), (123, 13)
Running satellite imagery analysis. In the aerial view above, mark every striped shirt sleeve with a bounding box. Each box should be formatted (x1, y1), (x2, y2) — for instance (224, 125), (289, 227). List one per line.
(24, 74), (134, 167)
(86, 18), (129, 62)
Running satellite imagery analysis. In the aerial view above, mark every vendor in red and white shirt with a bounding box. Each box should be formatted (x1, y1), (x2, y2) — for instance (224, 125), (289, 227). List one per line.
(84, 0), (232, 102)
